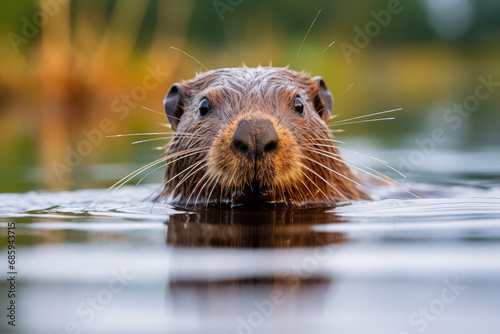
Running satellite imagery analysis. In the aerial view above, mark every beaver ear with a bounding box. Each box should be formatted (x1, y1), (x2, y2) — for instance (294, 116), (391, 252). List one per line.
(164, 83), (184, 131)
(312, 76), (334, 124)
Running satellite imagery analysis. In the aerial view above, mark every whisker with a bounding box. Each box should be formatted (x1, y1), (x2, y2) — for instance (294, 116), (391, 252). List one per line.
(330, 117), (395, 127)
(294, 125), (344, 137)
(298, 164), (337, 205)
(87, 147), (209, 209)
(288, 107), (322, 131)
(341, 83), (354, 97)
(308, 41), (335, 71)
(136, 148), (208, 185)
(191, 173), (213, 208)
(278, 10), (321, 126)
(157, 122), (172, 129)
(297, 175), (318, 201)
(204, 175), (220, 209)
(115, 131), (203, 138)
(307, 146), (421, 199)
(283, 181), (294, 206)
(143, 157), (208, 211)
(139, 105), (166, 116)
(171, 46), (210, 72)
(303, 138), (345, 144)
(291, 107), (339, 136)
(107, 132), (171, 138)
(136, 183), (168, 212)
(300, 163), (351, 203)
(332, 107), (402, 124)
(131, 133), (203, 145)
(136, 163), (166, 186)
(307, 141), (406, 178)
(304, 156), (384, 200)
(292, 10), (321, 70)
(335, 146), (406, 178)
(171, 159), (208, 195)
(131, 136), (175, 145)
(179, 165), (210, 207)
(86, 156), (169, 209)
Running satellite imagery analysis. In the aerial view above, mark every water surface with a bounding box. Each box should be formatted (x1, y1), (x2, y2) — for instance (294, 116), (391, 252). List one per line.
(1, 152), (500, 334)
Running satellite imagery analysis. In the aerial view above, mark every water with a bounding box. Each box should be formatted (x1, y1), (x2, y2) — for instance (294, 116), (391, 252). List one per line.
(1, 136), (500, 334)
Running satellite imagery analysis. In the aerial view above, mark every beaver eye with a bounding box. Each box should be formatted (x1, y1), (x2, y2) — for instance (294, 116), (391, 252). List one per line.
(294, 96), (305, 116)
(198, 98), (211, 118)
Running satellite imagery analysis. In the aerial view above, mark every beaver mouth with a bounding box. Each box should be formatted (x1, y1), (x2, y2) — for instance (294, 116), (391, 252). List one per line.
(230, 179), (275, 209)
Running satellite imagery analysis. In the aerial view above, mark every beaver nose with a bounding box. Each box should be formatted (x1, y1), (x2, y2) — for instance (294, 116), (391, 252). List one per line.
(232, 119), (279, 159)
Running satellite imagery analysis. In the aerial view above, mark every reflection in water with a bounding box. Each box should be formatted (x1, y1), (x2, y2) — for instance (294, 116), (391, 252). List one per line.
(1, 187), (500, 333)
(164, 209), (347, 332)
(165, 209), (348, 248)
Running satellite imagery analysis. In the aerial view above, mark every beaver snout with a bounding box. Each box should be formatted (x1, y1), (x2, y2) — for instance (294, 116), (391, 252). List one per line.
(232, 119), (279, 159)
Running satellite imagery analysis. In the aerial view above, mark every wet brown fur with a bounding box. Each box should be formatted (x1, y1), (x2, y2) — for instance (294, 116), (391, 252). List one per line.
(161, 66), (370, 208)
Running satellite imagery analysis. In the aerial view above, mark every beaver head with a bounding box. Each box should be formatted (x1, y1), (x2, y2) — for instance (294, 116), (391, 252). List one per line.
(161, 66), (369, 209)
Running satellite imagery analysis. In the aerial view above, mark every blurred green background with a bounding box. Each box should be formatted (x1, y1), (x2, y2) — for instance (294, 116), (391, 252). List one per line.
(1, 0), (499, 192)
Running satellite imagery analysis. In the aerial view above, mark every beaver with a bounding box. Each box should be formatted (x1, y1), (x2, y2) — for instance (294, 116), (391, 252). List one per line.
(160, 66), (370, 209)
